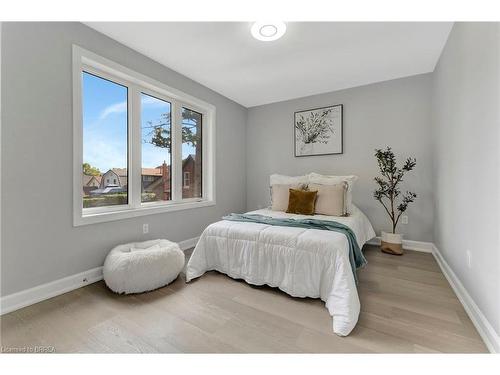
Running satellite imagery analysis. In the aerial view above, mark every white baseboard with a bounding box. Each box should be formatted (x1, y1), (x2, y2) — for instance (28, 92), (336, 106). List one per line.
(0, 236), (200, 316)
(178, 236), (199, 251)
(431, 244), (500, 353)
(0, 266), (103, 316)
(366, 236), (433, 253)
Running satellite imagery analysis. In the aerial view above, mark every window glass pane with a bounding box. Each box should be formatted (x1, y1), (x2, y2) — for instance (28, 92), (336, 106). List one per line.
(182, 107), (202, 199)
(141, 93), (172, 202)
(82, 72), (128, 208)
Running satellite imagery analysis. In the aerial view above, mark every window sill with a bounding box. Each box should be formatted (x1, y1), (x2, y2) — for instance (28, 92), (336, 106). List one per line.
(74, 199), (216, 226)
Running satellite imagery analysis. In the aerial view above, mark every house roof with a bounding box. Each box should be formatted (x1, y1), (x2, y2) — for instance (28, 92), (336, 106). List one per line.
(182, 154), (195, 168)
(142, 168), (163, 176)
(83, 174), (102, 186)
(110, 167), (164, 178)
(111, 168), (128, 177)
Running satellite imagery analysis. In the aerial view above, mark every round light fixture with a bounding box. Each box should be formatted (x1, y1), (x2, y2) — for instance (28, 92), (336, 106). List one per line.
(251, 21), (286, 41)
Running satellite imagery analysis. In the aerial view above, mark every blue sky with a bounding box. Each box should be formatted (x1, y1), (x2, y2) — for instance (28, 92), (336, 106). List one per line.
(82, 72), (197, 173)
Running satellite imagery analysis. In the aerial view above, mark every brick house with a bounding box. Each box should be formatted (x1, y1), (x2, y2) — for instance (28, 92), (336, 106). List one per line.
(139, 154), (198, 200)
(182, 154), (198, 198)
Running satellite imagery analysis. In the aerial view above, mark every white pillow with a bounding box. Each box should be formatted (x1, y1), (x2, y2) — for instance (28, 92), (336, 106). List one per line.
(307, 173), (358, 214)
(308, 172), (358, 183)
(309, 183), (346, 216)
(271, 184), (299, 211)
(270, 175), (309, 210)
(270, 174), (308, 186)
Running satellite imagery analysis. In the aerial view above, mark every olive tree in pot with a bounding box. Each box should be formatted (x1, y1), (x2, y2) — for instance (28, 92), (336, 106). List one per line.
(373, 147), (417, 255)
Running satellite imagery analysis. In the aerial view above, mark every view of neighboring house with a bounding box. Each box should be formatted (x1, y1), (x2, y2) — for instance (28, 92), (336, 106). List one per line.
(82, 174), (102, 196)
(82, 155), (198, 203)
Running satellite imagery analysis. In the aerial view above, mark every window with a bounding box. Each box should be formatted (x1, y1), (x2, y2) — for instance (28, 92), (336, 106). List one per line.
(73, 46), (216, 226)
(82, 72), (128, 208)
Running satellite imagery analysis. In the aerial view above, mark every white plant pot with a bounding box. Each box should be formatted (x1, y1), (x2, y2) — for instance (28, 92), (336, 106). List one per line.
(381, 231), (403, 255)
(381, 231), (403, 244)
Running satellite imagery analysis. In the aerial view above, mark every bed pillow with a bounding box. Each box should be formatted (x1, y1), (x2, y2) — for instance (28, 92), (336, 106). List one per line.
(309, 183), (346, 216)
(286, 188), (318, 215)
(307, 173), (358, 214)
(270, 174), (308, 186)
(271, 184), (299, 211)
(270, 174), (308, 211)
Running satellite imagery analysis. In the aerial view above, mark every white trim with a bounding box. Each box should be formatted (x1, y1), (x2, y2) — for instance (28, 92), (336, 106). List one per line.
(72, 45), (84, 226)
(432, 244), (500, 353)
(178, 236), (200, 251)
(75, 199), (215, 226)
(172, 101), (182, 201)
(129, 84), (142, 209)
(0, 236), (200, 315)
(0, 267), (103, 316)
(366, 236), (433, 253)
(72, 45), (216, 226)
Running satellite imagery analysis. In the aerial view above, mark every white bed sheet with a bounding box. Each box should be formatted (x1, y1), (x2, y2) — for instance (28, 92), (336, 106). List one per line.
(185, 205), (375, 336)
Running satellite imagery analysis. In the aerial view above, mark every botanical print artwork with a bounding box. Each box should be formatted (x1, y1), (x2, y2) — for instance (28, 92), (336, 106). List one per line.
(294, 104), (343, 156)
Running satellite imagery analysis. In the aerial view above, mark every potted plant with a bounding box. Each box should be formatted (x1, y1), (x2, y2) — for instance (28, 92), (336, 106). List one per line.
(373, 147), (417, 255)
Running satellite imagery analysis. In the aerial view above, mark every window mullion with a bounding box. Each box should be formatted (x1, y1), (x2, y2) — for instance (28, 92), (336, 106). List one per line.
(171, 101), (182, 202)
(129, 85), (142, 209)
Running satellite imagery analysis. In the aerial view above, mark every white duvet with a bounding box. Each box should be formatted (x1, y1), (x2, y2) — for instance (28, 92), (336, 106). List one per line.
(185, 205), (375, 336)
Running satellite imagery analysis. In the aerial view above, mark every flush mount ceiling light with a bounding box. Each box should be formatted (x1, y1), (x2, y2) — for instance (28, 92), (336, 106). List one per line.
(251, 21), (286, 41)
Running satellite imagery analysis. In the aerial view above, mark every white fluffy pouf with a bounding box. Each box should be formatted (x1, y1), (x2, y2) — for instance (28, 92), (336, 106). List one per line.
(103, 239), (185, 294)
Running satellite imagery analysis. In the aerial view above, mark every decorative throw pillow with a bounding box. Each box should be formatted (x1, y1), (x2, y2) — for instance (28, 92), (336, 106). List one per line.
(271, 184), (298, 211)
(307, 173), (358, 215)
(309, 183), (346, 216)
(286, 188), (318, 215)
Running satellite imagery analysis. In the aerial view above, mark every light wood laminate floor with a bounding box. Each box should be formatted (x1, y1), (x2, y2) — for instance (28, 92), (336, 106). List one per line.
(0, 245), (488, 353)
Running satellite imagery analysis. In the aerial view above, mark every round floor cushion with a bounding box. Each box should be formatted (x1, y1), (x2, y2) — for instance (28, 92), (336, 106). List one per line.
(103, 239), (185, 294)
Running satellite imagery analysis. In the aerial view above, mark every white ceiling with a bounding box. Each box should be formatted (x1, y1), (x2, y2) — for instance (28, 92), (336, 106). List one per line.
(86, 22), (452, 108)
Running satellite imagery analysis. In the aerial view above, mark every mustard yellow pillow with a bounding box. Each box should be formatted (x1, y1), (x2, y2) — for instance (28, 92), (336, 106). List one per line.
(286, 189), (318, 215)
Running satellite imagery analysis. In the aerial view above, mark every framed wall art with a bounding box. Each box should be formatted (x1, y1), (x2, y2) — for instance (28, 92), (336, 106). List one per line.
(294, 104), (343, 157)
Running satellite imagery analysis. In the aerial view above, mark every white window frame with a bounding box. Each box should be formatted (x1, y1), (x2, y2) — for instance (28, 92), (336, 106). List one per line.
(73, 45), (216, 226)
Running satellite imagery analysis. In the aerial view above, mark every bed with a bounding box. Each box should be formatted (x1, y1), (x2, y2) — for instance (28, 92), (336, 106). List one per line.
(185, 204), (375, 336)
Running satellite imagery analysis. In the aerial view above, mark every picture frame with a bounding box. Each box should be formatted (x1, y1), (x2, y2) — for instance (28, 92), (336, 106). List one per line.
(294, 104), (343, 157)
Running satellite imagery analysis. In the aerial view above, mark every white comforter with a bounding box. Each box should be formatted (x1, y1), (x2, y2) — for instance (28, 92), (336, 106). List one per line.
(185, 205), (375, 336)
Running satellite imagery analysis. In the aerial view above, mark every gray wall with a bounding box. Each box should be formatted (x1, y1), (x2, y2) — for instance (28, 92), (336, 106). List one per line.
(432, 22), (500, 335)
(246, 74), (434, 241)
(0, 22), (247, 296)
